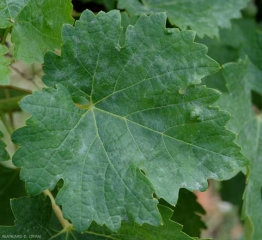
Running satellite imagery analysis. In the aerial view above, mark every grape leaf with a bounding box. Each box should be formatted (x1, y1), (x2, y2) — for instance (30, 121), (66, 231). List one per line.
(0, 195), (53, 239)
(160, 189), (206, 237)
(0, 0), (74, 63)
(12, 10), (247, 232)
(84, 205), (195, 240)
(218, 19), (258, 49)
(117, 0), (249, 38)
(0, 165), (26, 225)
(120, 12), (139, 46)
(200, 18), (262, 95)
(216, 59), (253, 133)
(0, 45), (10, 85)
(240, 29), (262, 95)
(241, 118), (262, 240)
(53, 206), (198, 239)
(0, 130), (9, 161)
(215, 59), (262, 239)
(0, 195), (195, 240)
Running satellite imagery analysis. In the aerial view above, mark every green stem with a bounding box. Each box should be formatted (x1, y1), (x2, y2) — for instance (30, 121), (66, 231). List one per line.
(0, 95), (27, 112)
(3, 89), (15, 130)
(0, 85), (32, 94)
(0, 112), (13, 134)
(1, 27), (11, 45)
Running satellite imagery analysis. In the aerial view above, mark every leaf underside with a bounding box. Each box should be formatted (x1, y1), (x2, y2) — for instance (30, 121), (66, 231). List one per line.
(12, 10), (247, 231)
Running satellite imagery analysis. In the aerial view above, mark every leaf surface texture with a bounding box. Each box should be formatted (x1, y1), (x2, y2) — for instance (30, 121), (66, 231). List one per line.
(12, 10), (247, 231)
(117, 0), (248, 38)
(0, 0), (74, 63)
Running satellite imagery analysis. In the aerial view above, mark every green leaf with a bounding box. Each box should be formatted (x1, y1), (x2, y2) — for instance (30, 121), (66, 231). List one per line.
(52, 206), (198, 239)
(0, 0), (74, 63)
(0, 195), (195, 240)
(160, 189), (206, 237)
(0, 129), (9, 161)
(84, 205), (195, 240)
(0, 165), (26, 225)
(117, 0), (249, 38)
(218, 18), (258, 49)
(240, 30), (262, 95)
(216, 59), (253, 133)
(214, 59), (262, 239)
(120, 12), (139, 46)
(12, 10), (247, 232)
(0, 195), (53, 239)
(0, 45), (10, 85)
(241, 117), (262, 240)
(200, 18), (262, 95)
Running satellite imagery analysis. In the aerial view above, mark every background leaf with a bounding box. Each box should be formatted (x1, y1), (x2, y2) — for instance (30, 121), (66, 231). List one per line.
(0, 0), (74, 63)
(84, 205), (196, 240)
(0, 196), (196, 240)
(200, 17), (262, 95)
(117, 0), (249, 38)
(0, 195), (53, 239)
(212, 59), (262, 239)
(0, 166), (26, 225)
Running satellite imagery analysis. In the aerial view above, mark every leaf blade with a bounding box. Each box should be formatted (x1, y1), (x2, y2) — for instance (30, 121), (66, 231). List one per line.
(12, 10), (248, 232)
(0, 0), (74, 63)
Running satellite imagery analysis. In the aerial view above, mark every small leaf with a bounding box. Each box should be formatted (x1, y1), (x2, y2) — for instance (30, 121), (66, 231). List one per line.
(0, 45), (10, 85)
(0, 0), (74, 63)
(0, 165), (26, 225)
(0, 195), (53, 239)
(12, 10), (247, 232)
(117, 0), (249, 38)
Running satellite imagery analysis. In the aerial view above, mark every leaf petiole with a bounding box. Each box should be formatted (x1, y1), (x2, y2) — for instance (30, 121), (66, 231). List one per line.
(1, 27), (11, 45)
(43, 190), (73, 232)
